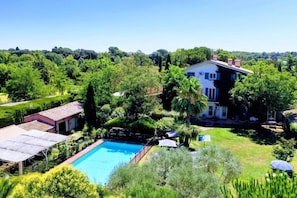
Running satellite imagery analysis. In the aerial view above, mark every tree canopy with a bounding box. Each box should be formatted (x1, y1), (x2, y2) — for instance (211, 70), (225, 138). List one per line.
(108, 146), (241, 198)
(162, 65), (186, 110)
(230, 61), (297, 119)
(6, 64), (47, 101)
(120, 66), (160, 122)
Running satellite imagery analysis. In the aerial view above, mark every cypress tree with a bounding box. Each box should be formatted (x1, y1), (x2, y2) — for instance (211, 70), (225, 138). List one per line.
(158, 55), (162, 72)
(165, 54), (171, 70)
(84, 83), (97, 128)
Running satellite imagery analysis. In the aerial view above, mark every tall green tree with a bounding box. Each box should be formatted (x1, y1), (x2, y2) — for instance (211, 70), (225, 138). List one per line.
(172, 77), (208, 126)
(216, 49), (236, 62)
(165, 54), (171, 70)
(80, 63), (121, 107)
(61, 55), (80, 80)
(171, 47), (210, 67)
(120, 66), (159, 122)
(84, 83), (97, 128)
(0, 63), (11, 89)
(51, 71), (69, 95)
(131, 51), (153, 66)
(162, 66), (186, 110)
(230, 61), (297, 119)
(33, 52), (59, 84)
(158, 55), (162, 72)
(6, 65), (47, 101)
(0, 51), (10, 64)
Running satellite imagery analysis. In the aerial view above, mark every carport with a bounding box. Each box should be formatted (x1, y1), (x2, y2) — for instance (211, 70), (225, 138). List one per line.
(0, 129), (68, 174)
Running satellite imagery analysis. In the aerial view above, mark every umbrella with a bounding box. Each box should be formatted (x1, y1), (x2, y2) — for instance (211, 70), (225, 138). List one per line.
(158, 139), (177, 148)
(165, 131), (179, 139)
(270, 160), (293, 171)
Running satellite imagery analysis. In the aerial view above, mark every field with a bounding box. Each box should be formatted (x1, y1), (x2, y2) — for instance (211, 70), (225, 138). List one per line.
(194, 127), (297, 180)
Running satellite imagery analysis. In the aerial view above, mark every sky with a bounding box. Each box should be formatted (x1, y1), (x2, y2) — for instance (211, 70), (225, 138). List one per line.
(0, 0), (297, 54)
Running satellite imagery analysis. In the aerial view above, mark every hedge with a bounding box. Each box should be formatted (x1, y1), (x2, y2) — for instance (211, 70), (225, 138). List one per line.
(103, 117), (127, 129)
(0, 95), (72, 128)
(104, 116), (156, 135)
(128, 117), (156, 135)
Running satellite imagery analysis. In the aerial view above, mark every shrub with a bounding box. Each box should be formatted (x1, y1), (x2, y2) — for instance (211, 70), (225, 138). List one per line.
(273, 137), (296, 162)
(0, 175), (16, 198)
(155, 117), (175, 133)
(10, 166), (99, 198)
(228, 172), (297, 198)
(128, 117), (156, 134)
(151, 109), (179, 120)
(43, 166), (98, 198)
(97, 104), (112, 126)
(9, 173), (44, 198)
(109, 147), (236, 198)
(125, 182), (179, 198)
(91, 127), (107, 139)
(104, 117), (127, 129)
(110, 107), (125, 119)
(289, 122), (297, 133)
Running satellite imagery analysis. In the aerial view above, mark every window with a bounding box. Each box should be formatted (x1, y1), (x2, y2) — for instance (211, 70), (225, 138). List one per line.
(205, 88), (208, 96)
(230, 74), (236, 80)
(208, 106), (213, 116)
(206, 73), (216, 80)
(205, 88), (216, 100)
(58, 122), (66, 133)
(209, 73), (216, 79)
(206, 88), (216, 100)
(187, 72), (195, 78)
(231, 73), (243, 81)
(222, 107), (227, 117)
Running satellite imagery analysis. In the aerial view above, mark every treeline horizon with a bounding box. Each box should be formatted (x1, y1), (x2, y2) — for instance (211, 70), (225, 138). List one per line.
(0, 45), (296, 103)
(1, 46), (297, 62)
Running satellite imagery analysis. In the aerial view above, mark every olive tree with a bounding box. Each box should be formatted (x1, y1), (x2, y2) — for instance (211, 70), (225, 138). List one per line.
(108, 146), (241, 197)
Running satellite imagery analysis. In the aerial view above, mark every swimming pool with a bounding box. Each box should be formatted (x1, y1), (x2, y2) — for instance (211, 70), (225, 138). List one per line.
(72, 141), (143, 185)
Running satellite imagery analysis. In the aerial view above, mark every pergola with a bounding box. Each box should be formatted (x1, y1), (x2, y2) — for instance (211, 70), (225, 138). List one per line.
(0, 129), (68, 174)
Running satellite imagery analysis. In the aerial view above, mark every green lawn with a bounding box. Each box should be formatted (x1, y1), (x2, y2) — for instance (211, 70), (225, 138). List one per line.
(191, 127), (297, 180)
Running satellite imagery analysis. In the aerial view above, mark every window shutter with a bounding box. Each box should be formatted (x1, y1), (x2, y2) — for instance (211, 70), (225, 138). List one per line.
(205, 73), (209, 79)
(217, 73), (220, 80)
(187, 72), (195, 78)
(216, 88), (219, 100)
(205, 88), (209, 96)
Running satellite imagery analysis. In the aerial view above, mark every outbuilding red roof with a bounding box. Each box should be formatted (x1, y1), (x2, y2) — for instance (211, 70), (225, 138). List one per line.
(38, 101), (83, 121)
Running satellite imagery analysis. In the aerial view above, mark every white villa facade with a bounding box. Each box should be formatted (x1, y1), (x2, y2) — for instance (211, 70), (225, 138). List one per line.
(185, 56), (252, 119)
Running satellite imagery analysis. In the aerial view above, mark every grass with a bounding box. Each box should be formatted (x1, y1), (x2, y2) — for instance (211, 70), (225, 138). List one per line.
(138, 146), (159, 166)
(191, 127), (297, 180)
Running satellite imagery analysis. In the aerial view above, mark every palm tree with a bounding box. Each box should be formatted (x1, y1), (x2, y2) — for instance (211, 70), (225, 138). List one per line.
(176, 124), (200, 147)
(172, 77), (208, 127)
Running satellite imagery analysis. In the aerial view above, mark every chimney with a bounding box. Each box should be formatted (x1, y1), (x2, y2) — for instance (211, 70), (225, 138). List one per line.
(235, 59), (241, 67)
(212, 54), (217, 61)
(227, 58), (233, 66)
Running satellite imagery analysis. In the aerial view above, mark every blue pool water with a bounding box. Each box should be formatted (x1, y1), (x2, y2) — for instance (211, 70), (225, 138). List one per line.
(72, 141), (143, 185)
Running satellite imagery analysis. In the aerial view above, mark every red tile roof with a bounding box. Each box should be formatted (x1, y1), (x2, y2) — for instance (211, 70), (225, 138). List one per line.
(38, 101), (83, 121)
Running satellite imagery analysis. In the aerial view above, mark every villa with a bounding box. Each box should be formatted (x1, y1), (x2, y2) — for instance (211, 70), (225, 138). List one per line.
(185, 55), (253, 119)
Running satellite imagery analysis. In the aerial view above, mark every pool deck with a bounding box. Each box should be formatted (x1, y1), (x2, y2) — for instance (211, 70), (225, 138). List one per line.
(62, 139), (104, 165)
